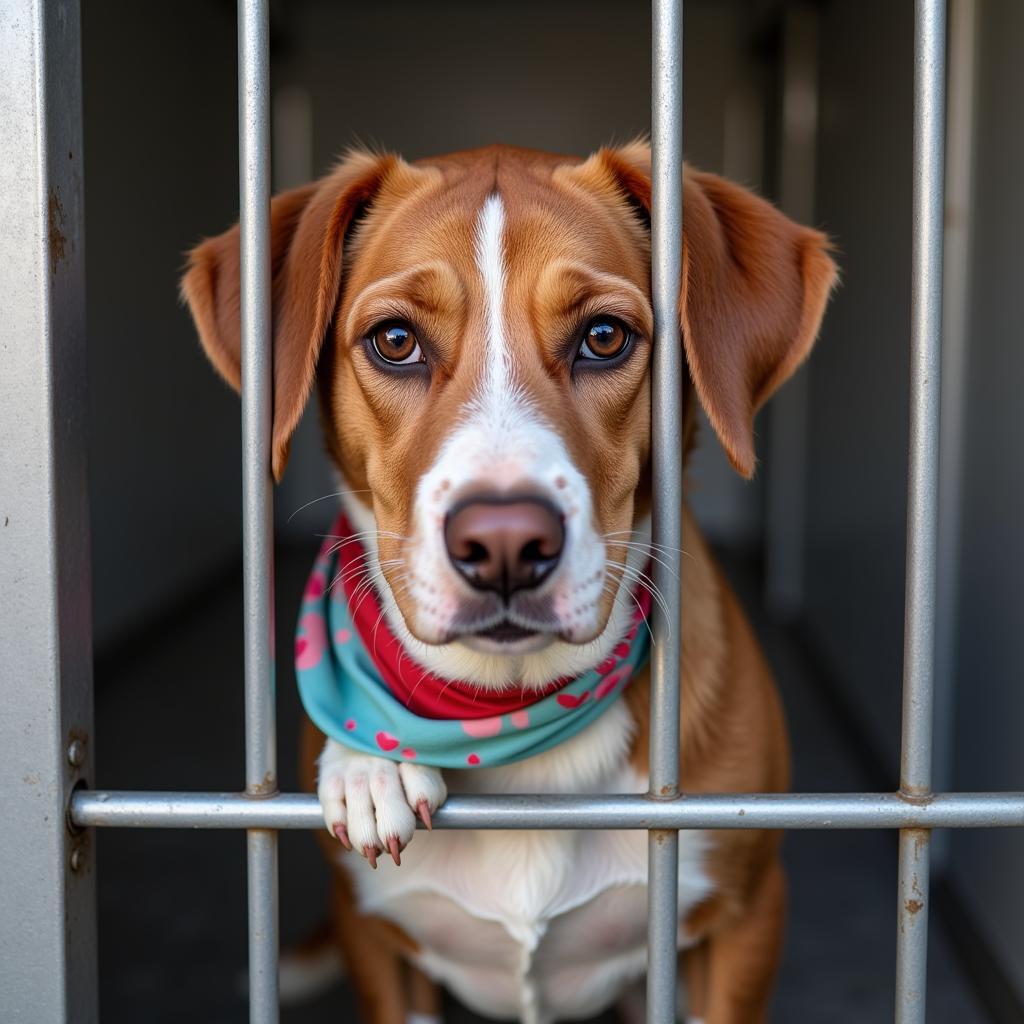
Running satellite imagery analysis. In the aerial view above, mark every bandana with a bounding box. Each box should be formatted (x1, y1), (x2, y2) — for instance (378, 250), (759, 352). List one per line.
(295, 515), (651, 769)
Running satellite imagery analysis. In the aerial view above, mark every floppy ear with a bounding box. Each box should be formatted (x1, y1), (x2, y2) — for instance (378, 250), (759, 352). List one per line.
(180, 149), (398, 480)
(596, 141), (838, 478)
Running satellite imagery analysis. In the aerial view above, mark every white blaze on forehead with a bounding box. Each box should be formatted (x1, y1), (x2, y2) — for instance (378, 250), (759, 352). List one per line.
(473, 194), (515, 409)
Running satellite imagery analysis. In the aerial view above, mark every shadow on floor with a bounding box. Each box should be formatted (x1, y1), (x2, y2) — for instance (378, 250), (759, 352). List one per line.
(93, 544), (987, 1022)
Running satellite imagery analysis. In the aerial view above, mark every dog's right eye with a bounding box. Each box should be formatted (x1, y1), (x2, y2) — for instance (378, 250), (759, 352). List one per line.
(367, 321), (424, 366)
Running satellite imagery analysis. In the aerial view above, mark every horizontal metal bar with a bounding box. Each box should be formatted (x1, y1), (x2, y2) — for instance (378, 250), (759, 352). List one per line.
(70, 790), (1024, 832)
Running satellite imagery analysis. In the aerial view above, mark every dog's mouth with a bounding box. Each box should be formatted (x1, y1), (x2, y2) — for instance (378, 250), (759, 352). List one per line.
(478, 621), (537, 642)
(457, 618), (557, 655)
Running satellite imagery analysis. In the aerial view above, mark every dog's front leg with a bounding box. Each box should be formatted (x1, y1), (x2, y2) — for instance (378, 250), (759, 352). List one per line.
(317, 739), (447, 867)
(702, 856), (786, 1024)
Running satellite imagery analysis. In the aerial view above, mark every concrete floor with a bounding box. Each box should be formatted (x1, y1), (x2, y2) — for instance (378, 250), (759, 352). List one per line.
(93, 545), (987, 1022)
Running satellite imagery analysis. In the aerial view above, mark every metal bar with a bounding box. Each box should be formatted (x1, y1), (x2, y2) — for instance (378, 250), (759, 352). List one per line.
(247, 829), (279, 1016)
(896, 2), (946, 1022)
(238, 2), (278, 1022)
(896, 830), (931, 1023)
(932, 0), (979, 871)
(0, 2), (96, 1020)
(649, 0), (684, 1020)
(901, 0), (947, 803)
(71, 790), (1024, 832)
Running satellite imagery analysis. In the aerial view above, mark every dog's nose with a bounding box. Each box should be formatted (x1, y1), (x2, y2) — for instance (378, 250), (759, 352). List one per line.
(445, 496), (565, 599)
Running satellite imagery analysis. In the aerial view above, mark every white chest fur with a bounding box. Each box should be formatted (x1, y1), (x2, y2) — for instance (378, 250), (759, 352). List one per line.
(337, 702), (714, 1024)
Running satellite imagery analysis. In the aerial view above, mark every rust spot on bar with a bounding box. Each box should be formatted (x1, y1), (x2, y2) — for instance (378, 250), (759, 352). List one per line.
(649, 827), (676, 847)
(905, 899), (924, 916)
(247, 773), (279, 798)
(48, 188), (67, 275)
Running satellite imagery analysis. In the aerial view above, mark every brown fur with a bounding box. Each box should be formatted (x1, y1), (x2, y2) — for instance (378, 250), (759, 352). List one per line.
(184, 141), (836, 1023)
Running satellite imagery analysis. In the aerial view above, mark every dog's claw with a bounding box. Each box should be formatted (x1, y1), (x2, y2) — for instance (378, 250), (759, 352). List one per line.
(318, 743), (446, 866)
(387, 836), (402, 866)
(333, 823), (352, 851)
(417, 800), (433, 831)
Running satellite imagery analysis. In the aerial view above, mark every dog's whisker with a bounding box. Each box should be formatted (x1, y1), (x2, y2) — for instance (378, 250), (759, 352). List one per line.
(325, 554), (388, 597)
(610, 570), (670, 624)
(404, 660), (437, 709)
(349, 568), (389, 608)
(317, 529), (412, 545)
(369, 573), (412, 659)
(602, 531), (696, 563)
(287, 488), (374, 523)
(605, 560), (672, 628)
(602, 542), (679, 580)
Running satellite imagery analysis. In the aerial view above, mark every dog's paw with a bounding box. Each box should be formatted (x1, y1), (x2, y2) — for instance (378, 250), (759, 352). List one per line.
(317, 739), (447, 867)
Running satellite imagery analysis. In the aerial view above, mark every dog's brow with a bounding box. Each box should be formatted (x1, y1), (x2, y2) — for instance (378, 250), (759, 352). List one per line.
(343, 263), (466, 341)
(534, 262), (654, 341)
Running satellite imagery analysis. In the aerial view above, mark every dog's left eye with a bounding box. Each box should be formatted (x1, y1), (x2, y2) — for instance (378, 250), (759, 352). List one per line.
(364, 323), (423, 368)
(577, 317), (633, 362)
(368, 321), (424, 366)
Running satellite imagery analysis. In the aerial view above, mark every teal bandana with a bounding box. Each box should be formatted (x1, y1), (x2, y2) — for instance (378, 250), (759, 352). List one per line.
(296, 517), (652, 770)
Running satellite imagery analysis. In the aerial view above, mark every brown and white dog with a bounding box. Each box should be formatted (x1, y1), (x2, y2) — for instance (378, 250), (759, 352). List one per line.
(182, 142), (836, 1024)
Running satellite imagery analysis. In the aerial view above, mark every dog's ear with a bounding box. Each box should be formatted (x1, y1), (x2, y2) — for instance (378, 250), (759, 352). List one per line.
(586, 140), (837, 478)
(181, 149), (398, 480)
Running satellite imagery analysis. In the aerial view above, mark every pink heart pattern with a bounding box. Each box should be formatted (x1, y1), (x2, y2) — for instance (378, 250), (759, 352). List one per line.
(557, 691), (591, 709)
(375, 731), (400, 752)
(296, 612), (327, 671)
(596, 666), (632, 700)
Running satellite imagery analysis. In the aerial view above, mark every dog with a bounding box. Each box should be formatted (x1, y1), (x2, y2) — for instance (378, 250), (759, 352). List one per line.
(182, 141), (836, 1024)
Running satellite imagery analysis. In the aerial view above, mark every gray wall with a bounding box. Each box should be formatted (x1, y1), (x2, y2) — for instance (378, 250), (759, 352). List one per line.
(84, 2), (242, 648)
(803, 0), (914, 774)
(800, 0), (1024, 1004)
(947, 0), (1024, 998)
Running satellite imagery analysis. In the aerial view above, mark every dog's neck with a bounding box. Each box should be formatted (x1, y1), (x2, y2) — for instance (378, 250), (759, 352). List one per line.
(339, 487), (650, 689)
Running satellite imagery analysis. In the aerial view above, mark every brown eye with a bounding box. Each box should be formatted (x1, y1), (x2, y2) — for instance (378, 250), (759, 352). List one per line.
(579, 317), (632, 361)
(369, 321), (424, 366)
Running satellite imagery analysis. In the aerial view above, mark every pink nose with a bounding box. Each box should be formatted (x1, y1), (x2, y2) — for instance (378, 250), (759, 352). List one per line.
(444, 496), (565, 600)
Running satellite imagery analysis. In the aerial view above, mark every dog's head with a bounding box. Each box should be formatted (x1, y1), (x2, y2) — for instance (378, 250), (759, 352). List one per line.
(182, 143), (835, 685)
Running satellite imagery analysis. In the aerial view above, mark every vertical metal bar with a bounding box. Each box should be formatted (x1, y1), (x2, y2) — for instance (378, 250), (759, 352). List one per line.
(896, 829), (932, 1023)
(896, 1), (946, 1021)
(238, 1), (279, 1021)
(932, 0), (979, 871)
(0, 2), (96, 1021)
(648, 1), (683, 1021)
